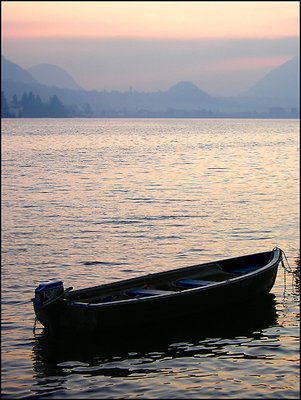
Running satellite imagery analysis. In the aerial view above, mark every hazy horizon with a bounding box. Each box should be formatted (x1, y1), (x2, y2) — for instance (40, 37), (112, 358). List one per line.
(2, 1), (299, 96)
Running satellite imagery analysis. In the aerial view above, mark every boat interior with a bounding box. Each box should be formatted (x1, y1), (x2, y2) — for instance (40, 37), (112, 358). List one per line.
(66, 255), (266, 305)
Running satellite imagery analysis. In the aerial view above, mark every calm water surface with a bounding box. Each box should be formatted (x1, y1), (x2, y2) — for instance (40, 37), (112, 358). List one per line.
(1, 118), (299, 398)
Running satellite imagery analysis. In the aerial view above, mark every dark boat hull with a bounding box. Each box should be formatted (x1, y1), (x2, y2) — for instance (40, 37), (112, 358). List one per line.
(33, 248), (282, 336)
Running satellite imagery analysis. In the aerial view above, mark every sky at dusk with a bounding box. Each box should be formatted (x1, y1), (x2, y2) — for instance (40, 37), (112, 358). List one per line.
(1, 1), (299, 96)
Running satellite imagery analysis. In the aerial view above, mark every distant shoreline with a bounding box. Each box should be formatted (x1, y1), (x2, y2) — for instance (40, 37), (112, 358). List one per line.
(1, 115), (299, 120)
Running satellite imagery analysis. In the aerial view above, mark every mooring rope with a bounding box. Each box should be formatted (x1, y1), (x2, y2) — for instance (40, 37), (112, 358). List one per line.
(280, 249), (295, 274)
(279, 248), (299, 294)
(33, 317), (38, 335)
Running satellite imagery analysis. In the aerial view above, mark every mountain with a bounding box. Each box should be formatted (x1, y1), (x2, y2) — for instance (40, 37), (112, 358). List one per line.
(241, 56), (299, 100)
(1, 56), (37, 84)
(2, 55), (299, 117)
(167, 81), (211, 99)
(164, 81), (214, 109)
(28, 63), (82, 90)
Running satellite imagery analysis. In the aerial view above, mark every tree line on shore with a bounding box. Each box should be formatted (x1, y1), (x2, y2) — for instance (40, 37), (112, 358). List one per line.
(1, 91), (92, 118)
(1, 90), (299, 119)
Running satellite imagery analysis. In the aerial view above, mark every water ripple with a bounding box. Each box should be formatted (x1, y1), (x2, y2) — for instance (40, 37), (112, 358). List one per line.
(1, 118), (299, 399)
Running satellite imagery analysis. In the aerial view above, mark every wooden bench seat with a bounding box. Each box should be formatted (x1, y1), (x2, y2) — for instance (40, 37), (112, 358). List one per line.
(174, 279), (216, 288)
(227, 265), (258, 274)
(125, 288), (175, 298)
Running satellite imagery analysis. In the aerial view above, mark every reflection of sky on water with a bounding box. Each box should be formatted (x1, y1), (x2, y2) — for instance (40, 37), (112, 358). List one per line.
(2, 118), (299, 398)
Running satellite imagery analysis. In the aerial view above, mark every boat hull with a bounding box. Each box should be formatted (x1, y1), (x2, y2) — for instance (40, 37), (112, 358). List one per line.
(33, 249), (281, 336)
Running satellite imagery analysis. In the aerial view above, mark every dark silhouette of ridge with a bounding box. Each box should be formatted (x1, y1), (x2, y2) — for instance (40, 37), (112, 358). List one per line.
(168, 81), (211, 98)
(28, 63), (82, 90)
(1, 55), (299, 117)
(241, 56), (299, 99)
(1, 56), (37, 84)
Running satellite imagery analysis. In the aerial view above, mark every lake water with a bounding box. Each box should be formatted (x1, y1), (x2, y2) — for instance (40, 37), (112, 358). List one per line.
(1, 118), (299, 398)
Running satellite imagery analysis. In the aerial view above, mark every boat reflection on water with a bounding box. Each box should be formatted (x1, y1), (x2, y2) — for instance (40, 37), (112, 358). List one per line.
(32, 293), (278, 376)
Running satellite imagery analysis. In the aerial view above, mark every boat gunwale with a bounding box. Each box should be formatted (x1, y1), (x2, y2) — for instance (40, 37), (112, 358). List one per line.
(65, 249), (277, 296)
(65, 248), (281, 309)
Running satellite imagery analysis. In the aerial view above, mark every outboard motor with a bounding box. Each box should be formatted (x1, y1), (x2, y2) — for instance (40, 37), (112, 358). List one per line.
(34, 280), (64, 308)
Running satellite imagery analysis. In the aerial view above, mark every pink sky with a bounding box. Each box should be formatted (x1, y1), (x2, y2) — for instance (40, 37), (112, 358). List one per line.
(2, 1), (299, 95)
(3, 2), (298, 39)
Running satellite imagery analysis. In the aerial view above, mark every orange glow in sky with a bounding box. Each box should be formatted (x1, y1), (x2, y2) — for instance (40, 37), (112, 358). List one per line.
(1, 1), (299, 95)
(2, 1), (299, 39)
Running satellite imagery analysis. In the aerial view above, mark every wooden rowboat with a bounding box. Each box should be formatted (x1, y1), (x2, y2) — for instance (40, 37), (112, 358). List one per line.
(32, 247), (282, 336)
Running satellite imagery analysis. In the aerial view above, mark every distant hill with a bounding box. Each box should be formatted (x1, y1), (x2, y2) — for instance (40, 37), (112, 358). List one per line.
(28, 63), (82, 90)
(1, 55), (299, 117)
(167, 81), (211, 99)
(1, 56), (37, 84)
(241, 56), (299, 100)
(164, 81), (214, 108)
